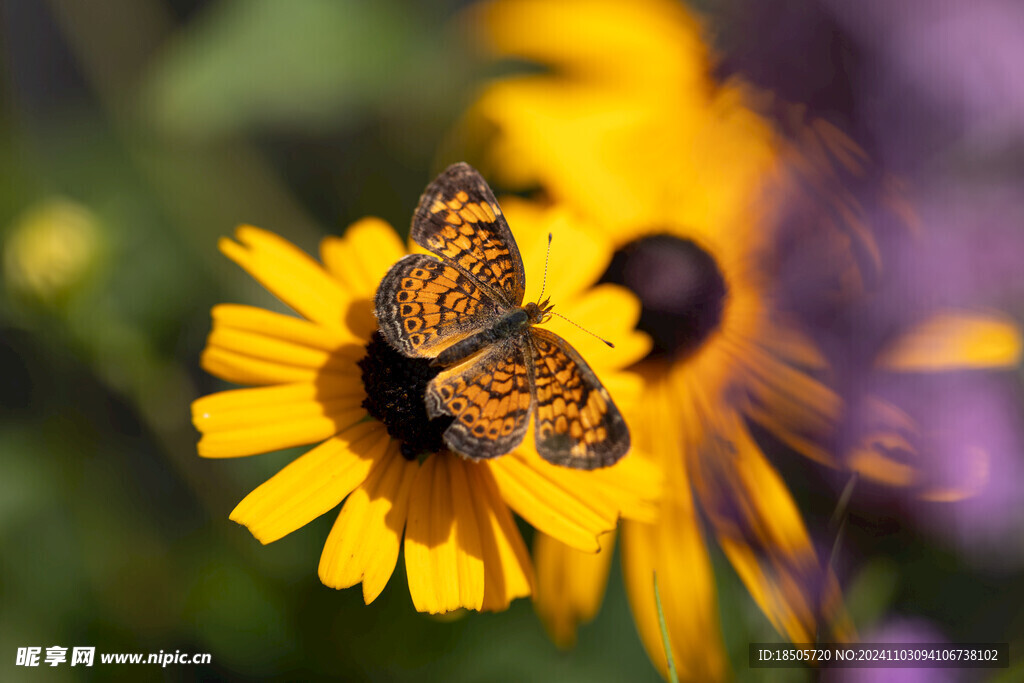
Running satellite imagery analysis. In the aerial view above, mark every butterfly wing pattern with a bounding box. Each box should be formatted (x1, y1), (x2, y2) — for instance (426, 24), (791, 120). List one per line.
(409, 162), (525, 307)
(529, 328), (630, 468)
(374, 162), (630, 469)
(373, 253), (500, 359)
(425, 339), (534, 460)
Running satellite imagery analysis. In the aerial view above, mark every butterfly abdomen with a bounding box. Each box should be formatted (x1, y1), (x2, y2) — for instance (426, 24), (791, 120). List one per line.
(434, 308), (531, 367)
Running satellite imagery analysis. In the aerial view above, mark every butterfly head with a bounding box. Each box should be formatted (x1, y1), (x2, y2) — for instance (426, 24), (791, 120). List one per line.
(524, 298), (554, 325)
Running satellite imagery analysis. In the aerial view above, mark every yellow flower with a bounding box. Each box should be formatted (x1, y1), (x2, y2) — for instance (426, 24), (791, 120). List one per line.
(467, 0), (851, 677)
(467, 1), (1023, 679)
(192, 201), (658, 614)
(4, 198), (103, 304)
(466, 0), (777, 240)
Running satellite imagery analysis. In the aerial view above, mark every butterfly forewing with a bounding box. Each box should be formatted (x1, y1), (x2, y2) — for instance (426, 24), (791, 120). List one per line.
(528, 328), (630, 469)
(374, 253), (501, 359)
(412, 162), (526, 307)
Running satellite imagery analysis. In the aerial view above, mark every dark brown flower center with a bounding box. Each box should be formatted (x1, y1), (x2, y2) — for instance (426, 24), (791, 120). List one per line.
(358, 332), (452, 461)
(600, 234), (727, 361)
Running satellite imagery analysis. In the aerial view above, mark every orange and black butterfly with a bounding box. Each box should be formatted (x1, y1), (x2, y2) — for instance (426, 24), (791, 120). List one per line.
(374, 162), (629, 469)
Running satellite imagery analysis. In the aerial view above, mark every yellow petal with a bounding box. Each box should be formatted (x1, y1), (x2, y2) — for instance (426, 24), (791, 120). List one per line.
(219, 226), (352, 334)
(209, 303), (355, 350)
(691, 414), (837, 644)
(201, 347), (322, 386)
(205, 327), (340, 373)
(230, 421), (388, 543)
(846, 397), (989, 501)
(404, 454), (486, 613)
(759, 317), (828, 369)
(727, 342), (840, 467)
(600, 369), (645, 418)
(321, 217), (406, 300)
(622, 511), (726, 682)
(846, 397), (925, 489)
(489, 449), (616, 552)
(848, 434), (917, 488)
(620, 375), (727, 680)
(318, 441), (419, 603)
(543, 283), (652, 372)
(721, 539), (854, 646)
(507, 200), (613, 308)
(200, 304), (363, 387)
(877, 311), (1023, 371)
(193, 382), (365, 430)
(471, 43), (775, 240)
(193, 378), (366, 458)
(533, 531), (615, 648)
(568, 448), (661, 524)
(464, 462), (534, 612)
(193, 382), (367, 458)
(476, 0), (707, 96)
(200, 306), (366, 387)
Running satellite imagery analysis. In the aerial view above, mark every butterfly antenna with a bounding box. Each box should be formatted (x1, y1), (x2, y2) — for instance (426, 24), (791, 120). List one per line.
(537, 232), (553, 303)
(549, 311), (615, 348)
(537, 233), (614, 348)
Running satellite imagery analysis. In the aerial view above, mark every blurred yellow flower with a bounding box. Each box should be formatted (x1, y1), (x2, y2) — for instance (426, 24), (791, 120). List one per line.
(468, 1), (1023, 679)
(3, 198), (103, 304)
(192, 204), (658, 614)
(466, 0), (776, 241)
(468, 0), (851, 677)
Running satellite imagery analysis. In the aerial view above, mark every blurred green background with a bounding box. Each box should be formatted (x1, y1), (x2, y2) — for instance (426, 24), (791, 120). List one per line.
(2, 0), (1022, 681)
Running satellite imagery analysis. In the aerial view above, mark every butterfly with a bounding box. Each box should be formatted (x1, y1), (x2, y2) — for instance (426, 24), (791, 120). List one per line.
(373, 162), (630, 470)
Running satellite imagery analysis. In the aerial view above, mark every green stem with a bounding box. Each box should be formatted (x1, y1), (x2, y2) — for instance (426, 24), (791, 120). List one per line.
(653, 571), (679, 683)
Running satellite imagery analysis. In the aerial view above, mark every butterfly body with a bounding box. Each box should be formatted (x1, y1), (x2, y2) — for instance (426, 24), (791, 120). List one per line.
(434, 300), (551, 367)
(374, 163), (629, 469)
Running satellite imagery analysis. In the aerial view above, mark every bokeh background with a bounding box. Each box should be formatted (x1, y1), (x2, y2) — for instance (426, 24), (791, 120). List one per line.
(2, 0), (1023, 680)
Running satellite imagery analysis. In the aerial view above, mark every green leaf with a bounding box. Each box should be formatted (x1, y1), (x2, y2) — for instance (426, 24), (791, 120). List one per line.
(142, 0), (423, 136)
(844, 558), (899, 631)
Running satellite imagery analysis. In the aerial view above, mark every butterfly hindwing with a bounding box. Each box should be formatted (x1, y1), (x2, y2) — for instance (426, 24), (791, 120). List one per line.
(411, 162), (526, 308)
(424, 337), (534, 459)
(528, 328), (630, 469)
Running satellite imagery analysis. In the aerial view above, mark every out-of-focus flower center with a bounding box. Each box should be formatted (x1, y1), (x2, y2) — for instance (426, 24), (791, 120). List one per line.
(358, 331), (453, 460)
(601, 234), (727, 361)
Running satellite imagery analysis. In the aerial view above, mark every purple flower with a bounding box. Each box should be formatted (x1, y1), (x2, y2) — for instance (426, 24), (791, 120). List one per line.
(825, 0), (1024, 169)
